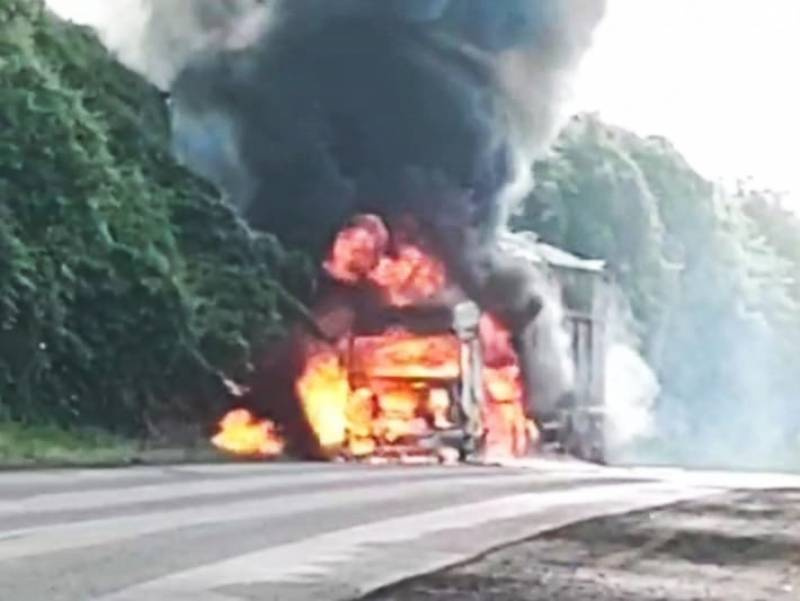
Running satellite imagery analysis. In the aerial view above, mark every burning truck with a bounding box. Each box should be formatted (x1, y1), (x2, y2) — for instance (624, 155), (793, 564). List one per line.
(212, 219), (611, 464)
(137, 0), (610, 463)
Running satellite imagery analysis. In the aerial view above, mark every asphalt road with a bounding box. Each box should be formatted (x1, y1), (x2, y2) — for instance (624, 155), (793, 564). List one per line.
(2, 459), (799, 601)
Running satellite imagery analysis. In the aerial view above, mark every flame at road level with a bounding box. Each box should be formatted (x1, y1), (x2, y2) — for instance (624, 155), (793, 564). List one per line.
(480, 316), (532, 459)
(212, 409), (284, 457)
(295, 349), (350, 451)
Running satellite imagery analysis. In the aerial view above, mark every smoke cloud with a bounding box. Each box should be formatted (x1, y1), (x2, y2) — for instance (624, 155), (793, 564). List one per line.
(56, 0), (605, 247)
(46, 0), (266, 90)
(602, 290), (658, 461)
(170, 1), (605, 244)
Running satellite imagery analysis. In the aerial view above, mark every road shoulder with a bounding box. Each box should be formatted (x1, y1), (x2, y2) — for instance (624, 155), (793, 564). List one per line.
(365, 489), (800, 601)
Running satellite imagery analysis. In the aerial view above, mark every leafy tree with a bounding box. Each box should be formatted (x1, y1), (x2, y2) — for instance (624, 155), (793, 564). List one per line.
(519, 115), (672, 338)
(0, 0), (311, 434)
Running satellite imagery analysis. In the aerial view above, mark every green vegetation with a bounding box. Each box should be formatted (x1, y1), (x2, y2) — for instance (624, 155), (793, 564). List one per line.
(519, 115), (800, 466)
(0, 420), (136, 467)
(0, 0), (312, 448)
(0, 419), (232, 467)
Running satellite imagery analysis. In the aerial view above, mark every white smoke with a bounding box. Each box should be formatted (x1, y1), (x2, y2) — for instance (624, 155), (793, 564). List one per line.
(605, 344), (657, 447)
(525, 273), (577, 415)
(45, 0), (268, 89)
(602, 289), (659, 462)
(497, 232), (576, 417)
(496, 0), (609, 210)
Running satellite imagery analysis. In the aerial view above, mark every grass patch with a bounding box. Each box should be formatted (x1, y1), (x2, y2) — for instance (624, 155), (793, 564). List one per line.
(0, 421), (138, 468)
(0, 420), (237, 469)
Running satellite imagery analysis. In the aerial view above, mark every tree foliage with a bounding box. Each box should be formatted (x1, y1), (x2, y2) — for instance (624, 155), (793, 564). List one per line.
(0, 0), (312, 434)
(518, 114), (800, 467)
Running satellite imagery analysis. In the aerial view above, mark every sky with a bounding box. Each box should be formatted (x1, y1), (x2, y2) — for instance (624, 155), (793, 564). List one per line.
(46, 0), (110, 24)
(572, 0), (800, 210)
(46, 1), (799, 209)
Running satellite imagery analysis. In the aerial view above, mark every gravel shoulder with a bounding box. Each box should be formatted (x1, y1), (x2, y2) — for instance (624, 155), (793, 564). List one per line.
(366, 489), (800, 601)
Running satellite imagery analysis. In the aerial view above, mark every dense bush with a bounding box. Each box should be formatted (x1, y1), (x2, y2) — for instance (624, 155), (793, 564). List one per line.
(0, 0), (312, 434)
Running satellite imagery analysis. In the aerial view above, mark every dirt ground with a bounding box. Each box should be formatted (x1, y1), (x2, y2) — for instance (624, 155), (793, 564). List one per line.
(366, 489), (800, 601)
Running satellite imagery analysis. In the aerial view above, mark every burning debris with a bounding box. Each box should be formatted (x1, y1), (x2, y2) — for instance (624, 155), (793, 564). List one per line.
(76, 1), (608, 462)
(211, 408), (284, 458)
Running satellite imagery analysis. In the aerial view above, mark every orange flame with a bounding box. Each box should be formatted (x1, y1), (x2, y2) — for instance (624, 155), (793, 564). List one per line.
(428, 388), (454, 429)
(374, 386), (427, 443)
(369, 243), (447, 306)
(353, 330), (460, 380)
(295, 349), (350, 451)
(483, 400), (531, 459)
(346, 387), (377, 456)
(484, 365), (523, 403)
(477, 314), (532, 459)
(212, 409), (284, 458)
(482, 364), (528, 459)
(323, 215), (389, 284)
(325, 216), (447, 306)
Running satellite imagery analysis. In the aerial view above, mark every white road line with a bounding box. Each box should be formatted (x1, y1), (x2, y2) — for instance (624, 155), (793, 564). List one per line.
(0, 471), (589, 561)
(0, 467), (539, 516)
(97, 482), (714, 601)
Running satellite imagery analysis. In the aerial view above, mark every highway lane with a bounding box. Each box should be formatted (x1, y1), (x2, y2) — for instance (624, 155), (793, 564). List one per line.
(2, 459), (795, 601)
